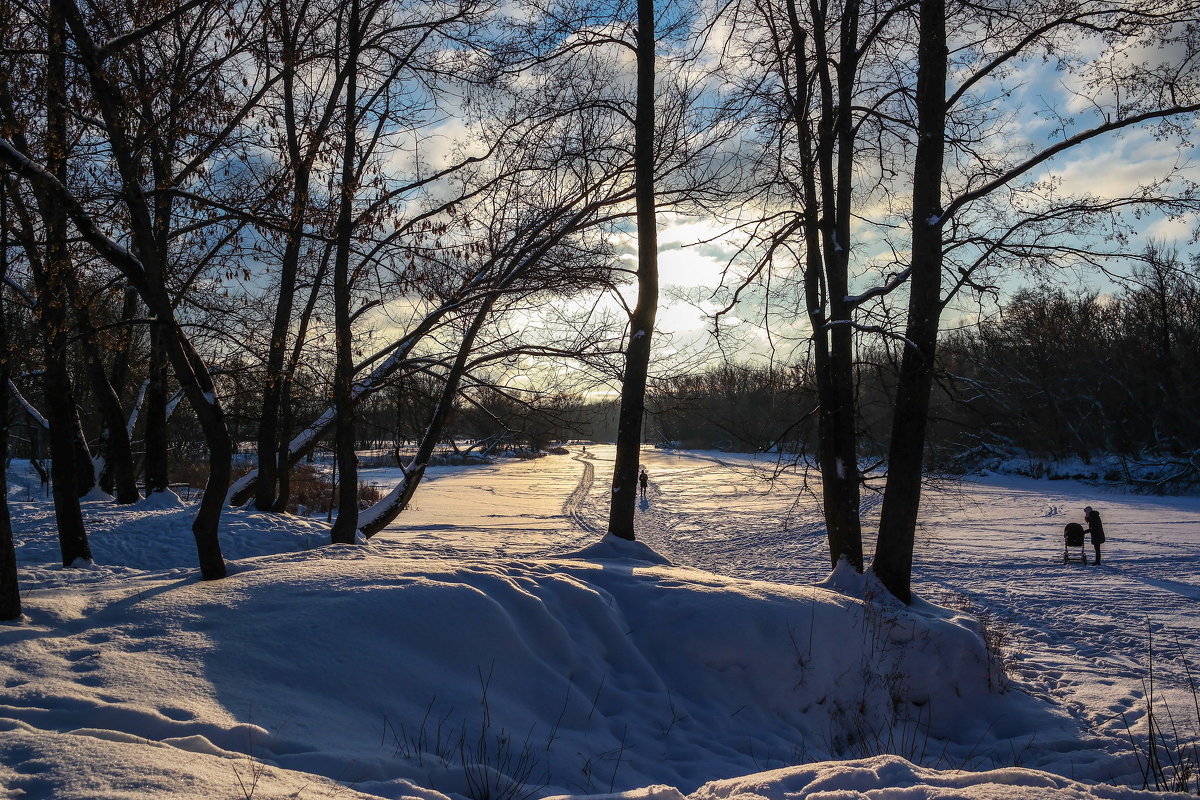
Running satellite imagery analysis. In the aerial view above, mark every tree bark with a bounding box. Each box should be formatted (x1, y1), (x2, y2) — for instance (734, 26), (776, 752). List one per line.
(784, 0), (863, 570)
(144, 323), (171, 495)
(821, 0), (865, 572)
(329, 0), (362, 544)
(274, 252), (329, 511)
(606, 0), (658, 541)
(257, 2), (305, 511)
(871, 0), (947, 604)
(70, 412), (95, 495)
(40, 3), (91, 564)
(0, 177), (21, 621)
(64, 272), (140, 503)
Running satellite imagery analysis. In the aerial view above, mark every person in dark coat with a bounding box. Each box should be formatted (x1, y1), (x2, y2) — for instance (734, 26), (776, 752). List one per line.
(638, 467), (649, 499)
(1084, 506), (1105, 564)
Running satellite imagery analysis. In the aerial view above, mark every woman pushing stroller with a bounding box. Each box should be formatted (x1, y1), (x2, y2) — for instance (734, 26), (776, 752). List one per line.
(1063, 506), (1106, 565)
(1083, 506), (1105, 564)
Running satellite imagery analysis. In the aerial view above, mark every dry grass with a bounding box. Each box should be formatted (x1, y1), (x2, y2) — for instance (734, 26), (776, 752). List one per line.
(167, 458), (384, 514)
(283, 464), (384, 515)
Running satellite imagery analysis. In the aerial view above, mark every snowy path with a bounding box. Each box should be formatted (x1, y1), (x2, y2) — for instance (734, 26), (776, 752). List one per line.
(909, 478), (1200, 749)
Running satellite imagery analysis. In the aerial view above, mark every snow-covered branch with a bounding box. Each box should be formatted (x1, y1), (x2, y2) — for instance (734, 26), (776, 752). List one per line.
(844, 267), (912, 310)
(8, 380), (49, 430)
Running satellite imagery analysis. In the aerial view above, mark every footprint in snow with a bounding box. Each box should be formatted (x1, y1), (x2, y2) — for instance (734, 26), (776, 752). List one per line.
(1108, 696), (1136, 712)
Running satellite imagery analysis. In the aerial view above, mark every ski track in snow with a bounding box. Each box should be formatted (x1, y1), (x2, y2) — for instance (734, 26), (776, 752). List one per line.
(562, 451), (598, 536)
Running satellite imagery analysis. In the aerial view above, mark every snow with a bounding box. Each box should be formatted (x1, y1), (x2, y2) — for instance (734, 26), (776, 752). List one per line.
(8, 380), (50, 430)
(2, 449), (1199, 800)
(168, 389), (186, 417)
(357, 479), (409, 530)
(126, 379), (148, 437)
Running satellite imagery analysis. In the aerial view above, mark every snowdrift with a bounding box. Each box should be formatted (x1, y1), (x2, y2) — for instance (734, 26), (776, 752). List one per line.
(3, 528), (1083, 799)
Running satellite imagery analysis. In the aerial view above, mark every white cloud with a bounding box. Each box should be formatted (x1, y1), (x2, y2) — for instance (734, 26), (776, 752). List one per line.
(1142, 212), (1199, 243)
(1043, 129), (1190, 200)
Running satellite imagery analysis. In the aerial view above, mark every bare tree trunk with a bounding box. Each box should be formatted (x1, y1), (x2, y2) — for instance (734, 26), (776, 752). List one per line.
(820, 38), (865, 570)
(274, 253), (329, 512)
(330, 0), (362, 544)
(5, 172), (98, 507)
(274, 389), (294, 510)
(783, 0), (863, 570)
(109, 286), (139, 394)
(606, 0), (658, 541)
(871, 0), (947, 604)
(178, 340), (232, 579)
(65, 273), (139, 503)
(41, 3), (90, 564)
(260, 0), (335, 512)
(0, 177), (20, 621)
(97, 285), (139, 495)
(257, 16), (301, 511)
(70, 413), (95, 495)
(144, 323), (170, 495)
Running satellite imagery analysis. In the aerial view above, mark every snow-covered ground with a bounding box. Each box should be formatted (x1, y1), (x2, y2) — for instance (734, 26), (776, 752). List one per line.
(2, 446), (1198, 799)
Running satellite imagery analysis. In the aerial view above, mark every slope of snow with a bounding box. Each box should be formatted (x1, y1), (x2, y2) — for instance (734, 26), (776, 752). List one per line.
(2, 450), (1198, 799)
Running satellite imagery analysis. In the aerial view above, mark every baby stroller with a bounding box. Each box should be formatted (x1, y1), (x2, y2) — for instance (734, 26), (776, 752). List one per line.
(1063, 522), (1087, 564)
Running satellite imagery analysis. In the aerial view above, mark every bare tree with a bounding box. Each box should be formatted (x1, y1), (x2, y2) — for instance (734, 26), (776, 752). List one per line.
(606, 0), (659, 541)
(0, 0), (276, 579)
(872, 0), (1200, 603)
(253, 0), (341, 512)
(62, 262), (141, 504)
(0, 0), (95, 564)
(0, 175), (20, 621)
(718, 0), (1199, 600)
(355, 134), (628, 535)
(508, 0), (728, 541)
(716, 0), (916, 569)
(327, 0), (364, 544)
(225, 26), (650, 511)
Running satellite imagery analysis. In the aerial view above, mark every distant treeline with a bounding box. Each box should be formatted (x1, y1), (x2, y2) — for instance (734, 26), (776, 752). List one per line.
(635, 258), (1200, 480)
(12, 260), (1194, 486)
(348, 259), (1200, 476)
(931, 270), (1200, 466)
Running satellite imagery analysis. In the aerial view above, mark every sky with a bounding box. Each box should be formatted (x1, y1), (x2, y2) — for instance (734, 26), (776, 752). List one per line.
(608, 9), (1200, 362)
(198, 0), (1200, 390)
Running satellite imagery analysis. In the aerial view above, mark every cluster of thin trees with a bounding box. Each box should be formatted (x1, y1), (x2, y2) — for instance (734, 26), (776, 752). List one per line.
(2, 0), (1198, 621)
(647, 364), (811, 451)
(932, 245), (1200, 475)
